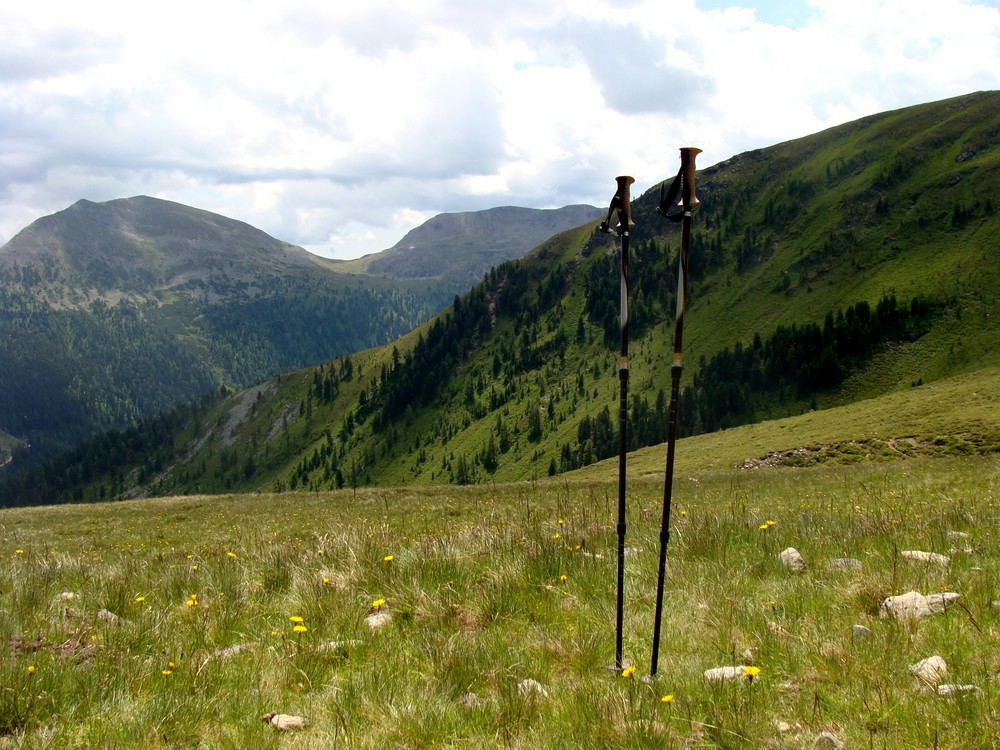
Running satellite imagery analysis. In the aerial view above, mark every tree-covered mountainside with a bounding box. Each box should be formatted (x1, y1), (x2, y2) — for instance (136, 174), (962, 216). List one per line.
(5, 91), (1000, 505)
(0, 196), (455, 473)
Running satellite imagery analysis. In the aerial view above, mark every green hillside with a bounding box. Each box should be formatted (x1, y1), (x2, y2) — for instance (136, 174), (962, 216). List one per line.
(4, 92), (999, 505)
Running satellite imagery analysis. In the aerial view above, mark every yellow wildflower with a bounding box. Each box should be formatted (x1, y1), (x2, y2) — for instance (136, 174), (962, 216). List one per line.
(226, 551), (237, 558)
(15, 549), (24, 555)
(161, 669), (172, 676)
(372, 598), (386, 610)
(743, 666), (761, 680)
(383, 554), (394, 562)
(293, 624), (308, 634)
(134, 596), (145, 603)
(27, 665), (36, 675)
(661, 694), (674, 704)
(621, 666), (637, 678)
(289, 615), (304, 624)
(559, 574), (568, 583)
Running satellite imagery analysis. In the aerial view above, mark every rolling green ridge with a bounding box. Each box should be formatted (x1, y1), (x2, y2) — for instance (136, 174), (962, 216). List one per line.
(3, 91), (999, 506)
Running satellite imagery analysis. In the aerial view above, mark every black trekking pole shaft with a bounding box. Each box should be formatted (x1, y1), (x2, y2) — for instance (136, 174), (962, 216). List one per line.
(600, 175), (634, 670)
(650, 148), (700, 676)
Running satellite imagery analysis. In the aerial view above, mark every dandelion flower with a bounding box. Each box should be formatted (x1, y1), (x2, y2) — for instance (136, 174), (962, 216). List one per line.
(743, 666), (761, 680)
(766, 520), (776, 527)
(226, 551), (237, 558)
(560, 574), (568, 583)
(289, 615), (304, 624)
(383, 554), (394, 562)
(553, 533), (561, 539)
(558, 519), (565, 525)
(15, 549), (24, 555)
(372, 598), (386, 610)
(621, 666), (637, 678)
(293, 624), (308, 634)
(27, 665), (35, 675)
(134, 596), (145, 603)
(661, 694), (674, 704)
(759, 523), (769, 530)
(161, 669), (172, 676)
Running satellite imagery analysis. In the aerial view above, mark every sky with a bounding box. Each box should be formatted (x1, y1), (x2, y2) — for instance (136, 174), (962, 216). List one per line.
(2, 0), (999, 259)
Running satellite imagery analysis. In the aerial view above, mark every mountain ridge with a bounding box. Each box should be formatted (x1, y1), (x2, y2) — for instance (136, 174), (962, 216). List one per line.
(3, 90), (999, 503)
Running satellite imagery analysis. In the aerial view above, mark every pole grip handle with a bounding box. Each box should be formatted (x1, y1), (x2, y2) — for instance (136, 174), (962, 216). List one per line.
(679, 148), (701, 211)
(615, 175), (635, 231)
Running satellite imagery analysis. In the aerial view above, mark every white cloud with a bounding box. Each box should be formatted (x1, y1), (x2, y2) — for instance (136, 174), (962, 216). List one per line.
(0, 0), (998, 259)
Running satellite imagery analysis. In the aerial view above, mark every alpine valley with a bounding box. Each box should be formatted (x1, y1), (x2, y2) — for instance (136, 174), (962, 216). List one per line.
(3, 91), (1000, 505)
(0, 197), (598, 477)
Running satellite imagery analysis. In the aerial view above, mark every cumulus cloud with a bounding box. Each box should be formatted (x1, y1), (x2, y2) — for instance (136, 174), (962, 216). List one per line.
(0, 0), (998, 259)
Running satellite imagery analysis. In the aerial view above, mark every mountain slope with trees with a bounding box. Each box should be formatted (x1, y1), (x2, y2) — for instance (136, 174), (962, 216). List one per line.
(4, 91), (1000, 505)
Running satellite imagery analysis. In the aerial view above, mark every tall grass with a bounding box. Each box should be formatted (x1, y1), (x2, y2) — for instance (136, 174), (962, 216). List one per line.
(2, 452), (998, 747)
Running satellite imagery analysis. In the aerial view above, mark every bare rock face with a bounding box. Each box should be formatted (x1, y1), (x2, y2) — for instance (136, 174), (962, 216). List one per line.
(779, 547), (806, 572)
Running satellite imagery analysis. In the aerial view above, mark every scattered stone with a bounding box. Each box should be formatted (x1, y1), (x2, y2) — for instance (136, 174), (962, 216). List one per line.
(909, 656), (948, 686)
(774, 720), (794, 733)
(517, 678), (549, 699)
(59, 591), (77, 600)
(947, 531), (969, 541)
(779, 547), (807, 572)
(900, 550), (950, 565)
(937, 683), (981, 697)
(365, 611), (392, 630)
(262, 712), (308, 730)
(829, 558), (863, 572)
(879, 591), (960, 620)
(741, 647), (756, 662)
(814, 731), (845, 748)
(96, 609), (120, 625)
(704, 666), (748, 683)
(852, 624), (872, 639)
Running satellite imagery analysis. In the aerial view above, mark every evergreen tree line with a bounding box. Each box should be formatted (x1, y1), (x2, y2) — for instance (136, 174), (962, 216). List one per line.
(556, 293), (939, 475)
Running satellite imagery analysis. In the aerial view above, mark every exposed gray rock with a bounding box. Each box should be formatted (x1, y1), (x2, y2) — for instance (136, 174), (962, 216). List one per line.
(704, 665), (749, 683)
(96, 609), (120, 625)
(909, 655), (947, 686)
(852, 624), (872, 639)
(900, 550), (950, 565)
(365, 611), (393, 630)
(879, 591), (960, 620)
(262, 712), (307, 730)
(779, 547), (806, 572)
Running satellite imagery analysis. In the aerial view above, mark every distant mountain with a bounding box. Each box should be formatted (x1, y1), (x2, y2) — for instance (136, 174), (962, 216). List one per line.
(352, 205), (604, 285)
(6, 91), (1000, 504)
(0, 196), (453, 473)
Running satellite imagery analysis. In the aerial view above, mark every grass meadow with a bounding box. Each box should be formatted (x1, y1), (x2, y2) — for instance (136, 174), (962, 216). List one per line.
(2, 376), (999, 748)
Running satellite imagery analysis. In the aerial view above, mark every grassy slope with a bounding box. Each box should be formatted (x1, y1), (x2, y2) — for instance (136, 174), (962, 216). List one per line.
(19, 92), (1000, 503)
(2, 376), (998, 747)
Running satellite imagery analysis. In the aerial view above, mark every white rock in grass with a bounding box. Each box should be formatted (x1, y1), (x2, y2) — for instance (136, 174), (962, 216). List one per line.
(937, 683), (981, 697)
(365, 611), (392, 630)
(900, 550), (950, 565)
(59, 591), (77, 601)
(909, 656), (948, 686)
(814, 731), (845, 748)
(703, 666), (748, 683)
(262, 712), (307, 730)
(879, 591), (960, 620)
(779, 547), (806, 572)
(852, 624), (872, 639)
(517, 678), (549, 699)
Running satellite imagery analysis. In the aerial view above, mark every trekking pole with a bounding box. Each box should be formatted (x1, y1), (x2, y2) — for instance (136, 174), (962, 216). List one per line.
(599, 175), (635, 670)
(650, 148), (700, 677)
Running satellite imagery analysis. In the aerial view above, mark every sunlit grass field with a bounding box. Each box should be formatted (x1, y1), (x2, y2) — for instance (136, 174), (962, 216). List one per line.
(2, 373), (999, 748)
